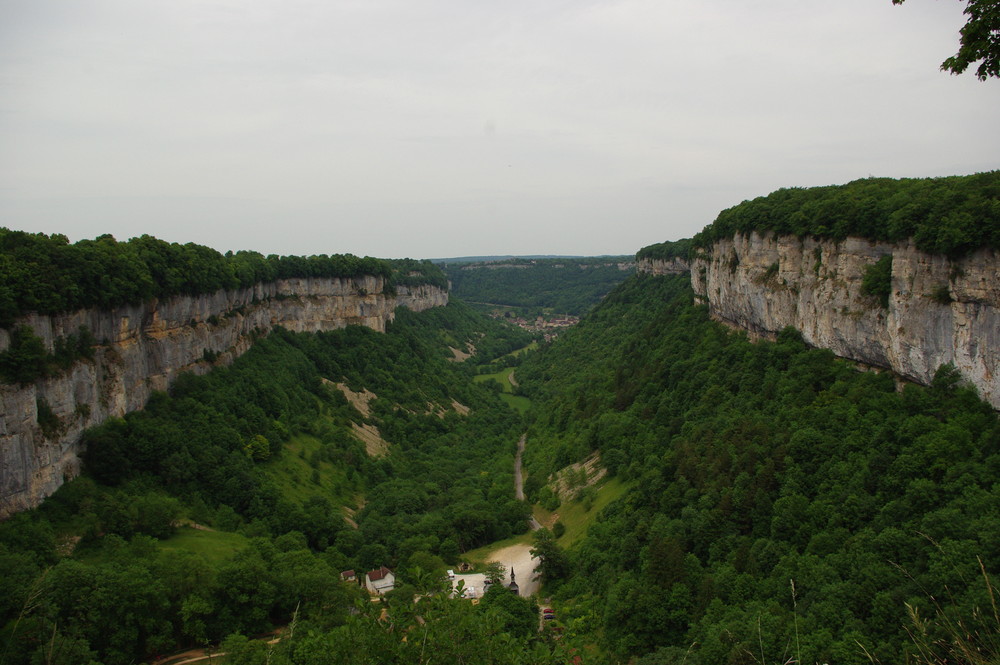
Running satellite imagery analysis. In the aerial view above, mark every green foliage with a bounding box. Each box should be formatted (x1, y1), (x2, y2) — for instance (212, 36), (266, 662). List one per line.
(517, 273), (1000, 662)
(530, 528), (571, 588)
(388, 257), (449, 290)
(0, 229), (396, 325)
(903, 557), (1000, 665)
(77, 302), (530, 558)
(443, 256), (634, 316)
(931, 283), (955, 305)
(762, 262), (779, 282)
(222, 587), (585, 665)
(0, 325), (48, 384)
(0, 297), (549, 665)
(691, 171), (1000, 257)
(893, 0), (1000, 81)
(414, 298), (536, 364)
(478, 583), (541, 638)
(0, 325), (98, 385)
(484, 561), (508, 585)
(35, 397), (62, 438)
(861, 254), (893, 307)
(635, 238), (692, 261)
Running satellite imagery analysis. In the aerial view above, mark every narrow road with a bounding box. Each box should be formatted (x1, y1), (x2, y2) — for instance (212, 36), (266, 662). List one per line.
(514, 434), (542, 530)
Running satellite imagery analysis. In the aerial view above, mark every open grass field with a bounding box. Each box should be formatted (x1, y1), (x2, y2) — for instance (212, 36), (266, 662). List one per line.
(157, 526), (249, 566)
(473, 366), (517, 391)
(265, 432), (355, 506)
(534, 477), (630, 549)
(504, 341), (538, 358)
(499, 393), (531, 414)
(474, 367), (531, 413)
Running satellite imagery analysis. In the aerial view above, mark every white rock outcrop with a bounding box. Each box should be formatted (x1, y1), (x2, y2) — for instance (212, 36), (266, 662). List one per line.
(0, 277), (447, 517)
(684, 232), (999, 408)
(636, 257), (691, 276)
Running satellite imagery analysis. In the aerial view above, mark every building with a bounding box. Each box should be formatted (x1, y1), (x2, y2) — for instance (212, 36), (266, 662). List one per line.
(365, 566), (395, 594)
(340, 570), (357, 584)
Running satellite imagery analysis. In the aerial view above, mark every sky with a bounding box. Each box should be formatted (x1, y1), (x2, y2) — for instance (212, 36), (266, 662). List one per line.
(1, 1), (998, 260)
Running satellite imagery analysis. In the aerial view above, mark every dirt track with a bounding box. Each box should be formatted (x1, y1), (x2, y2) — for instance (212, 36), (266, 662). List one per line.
(514, 434), (542, 530)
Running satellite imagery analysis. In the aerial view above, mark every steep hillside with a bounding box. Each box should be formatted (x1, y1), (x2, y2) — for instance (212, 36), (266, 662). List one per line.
(0, 299), (538, 665)
(0, 235), (449, 517)
(517, 273), (1000, 663)
(687, 233), (1000, 408)
(637, 173), (1000, 409)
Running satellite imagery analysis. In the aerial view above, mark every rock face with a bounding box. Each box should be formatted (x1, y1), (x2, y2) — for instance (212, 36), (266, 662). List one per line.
(0, 277), (448, 518)
(636, 257), (691, 276)
(683, 232), (1000, 408)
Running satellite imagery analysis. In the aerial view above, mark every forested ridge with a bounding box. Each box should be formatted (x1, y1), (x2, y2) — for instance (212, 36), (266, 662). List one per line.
(516, 274), (1000, 663)
(0, 229), (446, 327)
(442, 257), (634, 316)
(690, 171), (1000, 257)
(635, 239), (691, 262)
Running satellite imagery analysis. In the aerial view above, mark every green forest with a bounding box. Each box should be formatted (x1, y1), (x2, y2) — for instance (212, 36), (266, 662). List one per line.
(442, 257), (634, 316)
(635, 239), (692, 262)
(2, 194), (1000, 664)
(691, 171), (1000, 257)
(0, 229), (446, 327)
(0, 299), (546, 665)
(516, 274), (1000, 664)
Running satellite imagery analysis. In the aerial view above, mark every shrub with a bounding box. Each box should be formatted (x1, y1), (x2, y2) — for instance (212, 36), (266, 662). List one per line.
(861, 255), (893, 307)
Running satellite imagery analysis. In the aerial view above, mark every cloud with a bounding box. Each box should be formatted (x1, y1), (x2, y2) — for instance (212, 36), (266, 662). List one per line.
(1, 0), (998, 258)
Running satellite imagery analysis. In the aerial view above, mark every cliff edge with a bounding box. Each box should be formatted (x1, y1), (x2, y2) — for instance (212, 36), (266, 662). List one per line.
(0, 277), (447, 517)
(677, 232), (999, 408)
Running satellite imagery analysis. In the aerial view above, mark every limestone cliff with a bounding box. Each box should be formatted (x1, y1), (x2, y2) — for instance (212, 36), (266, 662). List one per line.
(636, 257), (691, 276)
(0, 277), (447, 517)
(682, 232), (999, 408)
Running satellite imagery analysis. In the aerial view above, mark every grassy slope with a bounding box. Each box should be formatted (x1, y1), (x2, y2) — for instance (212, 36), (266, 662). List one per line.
(464, 477), (631, 562)
(265, 432), (355, 506)
(473, 367), (532, 414)
(157, 526), (249, 566)
(534, 477), (630, 548)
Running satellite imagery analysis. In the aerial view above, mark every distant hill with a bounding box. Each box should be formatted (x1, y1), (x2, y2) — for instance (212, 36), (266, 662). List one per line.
(431, 255), (590, 264)
(440, 256), (635, 316)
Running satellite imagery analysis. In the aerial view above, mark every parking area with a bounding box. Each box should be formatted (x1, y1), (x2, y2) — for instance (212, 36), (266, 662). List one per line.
(449, 572), (488, 599)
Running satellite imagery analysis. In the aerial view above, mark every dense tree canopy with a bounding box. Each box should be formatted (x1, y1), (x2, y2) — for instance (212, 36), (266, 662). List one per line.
(0, 230), (447, 326)
(634, 239), (692, 262)
(517, 274), (1000, 663)
(0, 297), (538, 664)
(690, 171), (1000, 257)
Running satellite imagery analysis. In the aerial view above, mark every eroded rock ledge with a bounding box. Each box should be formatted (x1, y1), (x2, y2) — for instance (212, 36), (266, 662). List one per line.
(0, 277), (447, 517)
(672, 232), (999, 409)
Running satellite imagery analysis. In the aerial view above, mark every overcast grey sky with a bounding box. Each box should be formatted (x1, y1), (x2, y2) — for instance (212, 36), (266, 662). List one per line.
(1, 0), (998, 259)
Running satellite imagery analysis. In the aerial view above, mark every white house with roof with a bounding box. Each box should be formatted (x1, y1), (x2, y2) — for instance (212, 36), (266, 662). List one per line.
(364, 566), (395, 594)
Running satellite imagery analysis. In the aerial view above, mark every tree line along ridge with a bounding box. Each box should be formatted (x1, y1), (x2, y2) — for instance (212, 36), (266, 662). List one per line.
(0, 230), (448, 328)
